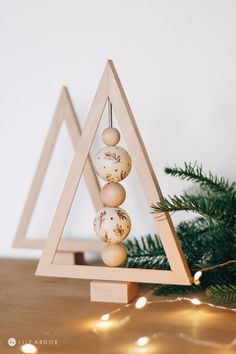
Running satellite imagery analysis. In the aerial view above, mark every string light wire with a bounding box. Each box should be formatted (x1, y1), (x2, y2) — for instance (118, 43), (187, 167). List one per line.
(95, 261), (236, 348)
(95, 294), (236, 349)
(178, 333), (236, 349)
(193, 259), (236, 285)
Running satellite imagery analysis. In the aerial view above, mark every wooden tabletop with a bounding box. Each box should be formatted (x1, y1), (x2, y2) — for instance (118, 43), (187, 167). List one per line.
(0, 259), (235, 354)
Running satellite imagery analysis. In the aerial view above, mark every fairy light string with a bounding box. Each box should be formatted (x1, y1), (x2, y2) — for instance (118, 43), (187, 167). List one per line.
(95, 294), (236, 349)
(94, 261), (236, 350)
(178, 333), (236, 349)
(96, 259), (236, 325)
(193, 259), (236, 285)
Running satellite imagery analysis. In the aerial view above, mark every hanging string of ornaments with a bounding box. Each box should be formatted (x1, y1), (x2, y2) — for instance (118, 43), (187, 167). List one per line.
(93, 99), (131, 266)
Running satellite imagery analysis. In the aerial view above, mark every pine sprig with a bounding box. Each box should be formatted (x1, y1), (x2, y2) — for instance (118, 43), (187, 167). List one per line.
(177, 222), (236, 268)
(206, 284), (236, 304)
(125, 235), (169, 269)
(153, 284), (198, 296)
(165, 162), (235, 194)
(152, 193), (235, 227)
(126, 233), (236, 299)
(126, 162), (236, 304)
(125, 234), (236, 282)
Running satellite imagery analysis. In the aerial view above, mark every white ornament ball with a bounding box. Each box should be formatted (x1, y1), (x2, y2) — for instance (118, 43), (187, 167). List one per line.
(94, 146), (131, 182)
(94, 207), (131, 243)
(102, 127), (120, 146)
(101, 183), (126, 207)
(101, 243), (127, 267)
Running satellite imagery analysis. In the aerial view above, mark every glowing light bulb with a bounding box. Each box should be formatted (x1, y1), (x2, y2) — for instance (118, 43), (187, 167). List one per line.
(194, 271), (202, 280)
(191, 298), (201, 306)
(20, 344), (38, 354)
(100, 313), (110, 321)
(96, 321), (113, 329)
(137, 336), (150, 347)
(135, 297), (147, 309)
(194, 271), (202, 285)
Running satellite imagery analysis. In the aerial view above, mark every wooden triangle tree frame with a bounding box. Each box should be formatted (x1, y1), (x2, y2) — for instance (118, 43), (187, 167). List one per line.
(13, 87), (103, 253)
(36, 60), (192, 285)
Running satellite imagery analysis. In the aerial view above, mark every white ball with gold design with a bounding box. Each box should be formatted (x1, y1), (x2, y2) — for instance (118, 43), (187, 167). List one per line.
(94, 207), (131, 244)
(94, 146), (131, 182)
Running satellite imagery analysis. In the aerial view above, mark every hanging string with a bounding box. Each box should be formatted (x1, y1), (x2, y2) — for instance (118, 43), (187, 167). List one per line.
(108, 98), (113, 128)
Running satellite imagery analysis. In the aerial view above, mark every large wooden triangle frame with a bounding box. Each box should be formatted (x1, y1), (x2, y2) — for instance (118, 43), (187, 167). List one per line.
(36, 60), (192, 285)
(13, 87), (103, 253)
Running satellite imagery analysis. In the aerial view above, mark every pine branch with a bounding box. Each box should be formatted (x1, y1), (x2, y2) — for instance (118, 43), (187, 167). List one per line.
(177, 225), (235, 271)
(126, 231), (236, 302)
(125, 235), (170, 269)
(206, 284), (236, 304)
(126, 234), (163, 255)
(125, 162), (236, 304)
(125, 254), (169, 269)
(202, 265), (236, 287)
(153, 284), (197, 296)
(151, 264), (236, 301)
(126, 229), (236, 273)
(165, 162), (235, 194)
(152, 193), (235, 227)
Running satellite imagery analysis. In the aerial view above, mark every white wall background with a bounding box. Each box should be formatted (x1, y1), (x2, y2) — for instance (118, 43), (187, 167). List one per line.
(1, 0), (236, 259)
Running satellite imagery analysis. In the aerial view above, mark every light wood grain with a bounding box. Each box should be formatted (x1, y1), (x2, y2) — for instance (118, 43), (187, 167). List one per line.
(1, 259), (235, 354)
(90, 280), (138, 303)
(36, 60), (192, 286)
(13, 87), (103, 254)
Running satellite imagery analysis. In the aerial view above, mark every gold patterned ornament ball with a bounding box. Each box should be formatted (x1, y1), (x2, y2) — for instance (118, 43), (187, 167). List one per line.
(101, 243), (127, 267)
(94, 146), (131, 182)
(100, 182), (126, 207)
(102, 127), (120, 146)
(94, 207), (131, 243)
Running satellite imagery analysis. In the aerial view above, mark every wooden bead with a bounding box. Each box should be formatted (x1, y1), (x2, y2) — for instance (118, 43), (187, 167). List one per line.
(94, 207), (131, 243)
(101, 243), (127, 267)
(101, 183), (126, 207)
(102, 127), (120, 146)
(94, 146), (132, 182)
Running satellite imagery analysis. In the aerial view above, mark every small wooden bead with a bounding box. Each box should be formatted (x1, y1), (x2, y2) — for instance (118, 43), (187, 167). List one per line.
(101, 183), (126, 207)
(102, 127), (120, 146)
(101, 243), (127, 267)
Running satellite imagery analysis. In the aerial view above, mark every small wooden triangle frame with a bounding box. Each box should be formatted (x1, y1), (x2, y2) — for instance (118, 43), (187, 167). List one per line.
(36, 60), (192, 285)
(13, 87), (103, 253)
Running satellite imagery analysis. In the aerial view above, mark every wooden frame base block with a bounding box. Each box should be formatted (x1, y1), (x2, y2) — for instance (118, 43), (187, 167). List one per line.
(90, 280), (139, 303)
(53, 252), (85, 265)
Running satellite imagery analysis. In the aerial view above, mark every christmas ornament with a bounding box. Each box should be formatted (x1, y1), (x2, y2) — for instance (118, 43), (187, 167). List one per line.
(94, 207), (131, 244)
(93, 98), (132, 266)
(36, 61), (192, 306)
(94, 146), (131, 182)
